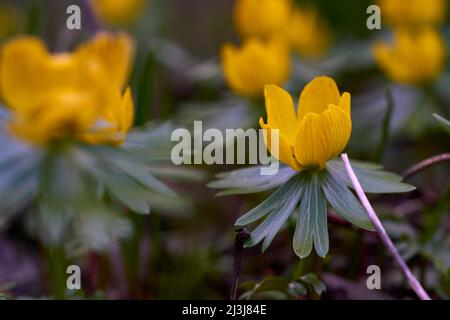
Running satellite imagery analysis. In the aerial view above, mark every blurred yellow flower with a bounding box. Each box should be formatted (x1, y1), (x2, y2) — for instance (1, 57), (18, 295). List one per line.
(260, 77), (352, 170)
(289, 6), (331, 58)
(372, 28), (446, 85)
(83, 87), (134, 145)
(234, 0), (291, 39)
(378, 0), (447, 26)
(221, 39), (291, 97)
(90, 0), (147, 26)
(0, 33), (135, 145)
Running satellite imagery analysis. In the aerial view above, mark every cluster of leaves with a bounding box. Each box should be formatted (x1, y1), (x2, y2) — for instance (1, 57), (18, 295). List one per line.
(0, 117), (196, 252)
(210, 159), (414, 258)
(240, 273), (325, 300)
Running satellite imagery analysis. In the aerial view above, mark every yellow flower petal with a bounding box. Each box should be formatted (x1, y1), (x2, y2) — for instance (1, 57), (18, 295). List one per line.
(221, 39), (290, 97)
(76, 32), (134, 90)
(91, 0), (147, 26)
(378, 0), (447, 27)
(9, 89), (99, 144)
(264, 85), (298, 141)
(339, 92), (351, 116)
(259, 118), (302, 171)
(322, 105), (352, 158)
(260, 76), (352, 171)
(234, 0), (291, 39)
(0, 37), (76, 113)
(119, 87), (134, 133)
(294, 105), (351, 169)
(297, 76), (340, 121)
(1, 33), (136, 146)
(221, 43), (250, 96)
(289, 6), (331, 58)
(294, 113), (328, 169)
(83, 87), (134, 145)
(372, 28), (446, 85)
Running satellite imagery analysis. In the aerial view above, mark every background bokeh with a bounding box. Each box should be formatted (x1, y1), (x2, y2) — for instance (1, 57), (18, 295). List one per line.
(0, 0), (449, 299)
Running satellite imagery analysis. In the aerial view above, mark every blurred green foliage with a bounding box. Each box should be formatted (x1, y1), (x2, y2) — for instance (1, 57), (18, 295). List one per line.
(0, 0), (448, 300)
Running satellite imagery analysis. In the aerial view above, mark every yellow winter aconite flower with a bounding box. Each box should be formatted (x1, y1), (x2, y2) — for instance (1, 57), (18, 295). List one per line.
(378, 0), (447, 27)
(0, 32), (135, 145)
(234, 0), (291, 39)
(289, 6), (331, 58)
(90, 0), (147, 26)
(221, 39), (291, 97)
(372, 28), (446, 85)
(82, 87), (134, 144)
(260, 77), (352, 170)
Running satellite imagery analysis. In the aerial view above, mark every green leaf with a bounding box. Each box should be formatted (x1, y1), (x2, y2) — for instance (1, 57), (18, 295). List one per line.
(244, 175), (303, 250)
(235, 193), (280, 227)
(288, 281), (308, 297)
(313, 187), (329, 257)
(209, 165), (296, 196)
(252, 291), (288, 300)
(322, 171), (374, 230)
(293, 172), (329, 258)
(37, 200), (74, 246)
(293, 186), (314, 257)
(212, 185), (279, 196)
(100, 170), (151, 214)
(147, 165), (207, 182)
(239, 280), (259, 291)
(299, 273), (326, 295)
(433, 113), (450, 134)
(235, 173), (301, 226)
(81, 145), (178, 198)
(124, 122), (176, 162)
(76, 204), (132, 251)
(80, 156), (150, 214)
(108, 157), (177, 198)
(75, 145), (180, 214)
(327, 159), (415, 193)
(239, 275), (311, 300)
(0, 143), (40, 213)
(0, 156), (37, 215)
(255, 276), (290, 293)
(262, 190), (301, 252)
(342, 160), (383, 170)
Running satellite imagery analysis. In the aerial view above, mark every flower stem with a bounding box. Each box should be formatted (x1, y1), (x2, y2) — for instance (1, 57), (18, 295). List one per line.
(374, 86), (394, 162)
(149, 213), (161, 296)
(25, 0), (39, 35)
(340, 153), (431, 300)
(121, 214), (145, 298)
(136, 49), (156, 125)
(46, 246), (67, 299)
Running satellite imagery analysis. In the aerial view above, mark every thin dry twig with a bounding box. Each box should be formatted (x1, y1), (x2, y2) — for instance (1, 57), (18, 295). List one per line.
(230, 227), (250, 300)
(403, 153), (450, 180)
(341, 153), (431, 300)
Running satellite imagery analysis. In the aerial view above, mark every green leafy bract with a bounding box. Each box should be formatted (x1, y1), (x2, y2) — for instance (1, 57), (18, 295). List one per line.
(0, 117), (200, 252)
(210, 158), (415, 258)
(433, 113), (450, 134)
